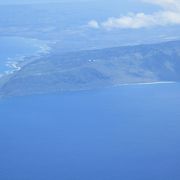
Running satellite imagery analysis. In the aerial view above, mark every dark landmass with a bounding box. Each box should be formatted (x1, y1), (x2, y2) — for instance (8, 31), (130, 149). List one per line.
(0, 40), (180, 97)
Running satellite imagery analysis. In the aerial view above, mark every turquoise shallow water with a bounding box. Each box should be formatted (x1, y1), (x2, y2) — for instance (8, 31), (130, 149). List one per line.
(0, 83), (180, 180)
(0, 36), (49, 74)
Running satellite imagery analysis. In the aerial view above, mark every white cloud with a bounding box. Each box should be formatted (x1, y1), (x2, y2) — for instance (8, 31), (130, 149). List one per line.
(88, 0), (180, 29)
(87, 20), (100, 28)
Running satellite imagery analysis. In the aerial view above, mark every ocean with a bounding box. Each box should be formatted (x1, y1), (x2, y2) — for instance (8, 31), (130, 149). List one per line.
(0, 83), (180, 180)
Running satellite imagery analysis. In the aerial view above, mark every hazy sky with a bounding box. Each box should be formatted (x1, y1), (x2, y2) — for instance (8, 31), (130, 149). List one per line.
(2, 0), (179, 30)
(88, 0), (180, 29)
(0, 0), (91, 4)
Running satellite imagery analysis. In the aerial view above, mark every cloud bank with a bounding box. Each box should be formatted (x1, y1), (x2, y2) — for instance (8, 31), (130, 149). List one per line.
(88, 0), (180, 29)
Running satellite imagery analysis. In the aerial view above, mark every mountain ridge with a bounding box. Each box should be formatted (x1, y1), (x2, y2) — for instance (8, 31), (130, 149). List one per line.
(1, 40), (180, 97)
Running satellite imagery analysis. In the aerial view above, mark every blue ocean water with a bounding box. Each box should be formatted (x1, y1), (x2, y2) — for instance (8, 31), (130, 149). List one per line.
(0, 36), (49, 74)
(0, 83), (180, 180)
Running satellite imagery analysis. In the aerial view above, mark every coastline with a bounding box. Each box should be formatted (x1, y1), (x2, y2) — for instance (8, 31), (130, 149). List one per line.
(0, 37), (52, 78)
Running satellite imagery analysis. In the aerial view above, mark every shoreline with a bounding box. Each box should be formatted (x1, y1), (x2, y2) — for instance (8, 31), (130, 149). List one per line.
(0, 37), (52, 78)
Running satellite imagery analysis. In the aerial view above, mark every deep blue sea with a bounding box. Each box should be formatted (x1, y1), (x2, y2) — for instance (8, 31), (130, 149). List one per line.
(0, 83), (180, 180)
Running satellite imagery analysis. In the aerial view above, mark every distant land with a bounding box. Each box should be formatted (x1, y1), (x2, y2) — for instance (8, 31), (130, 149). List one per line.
(0, 40), (180, 97)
